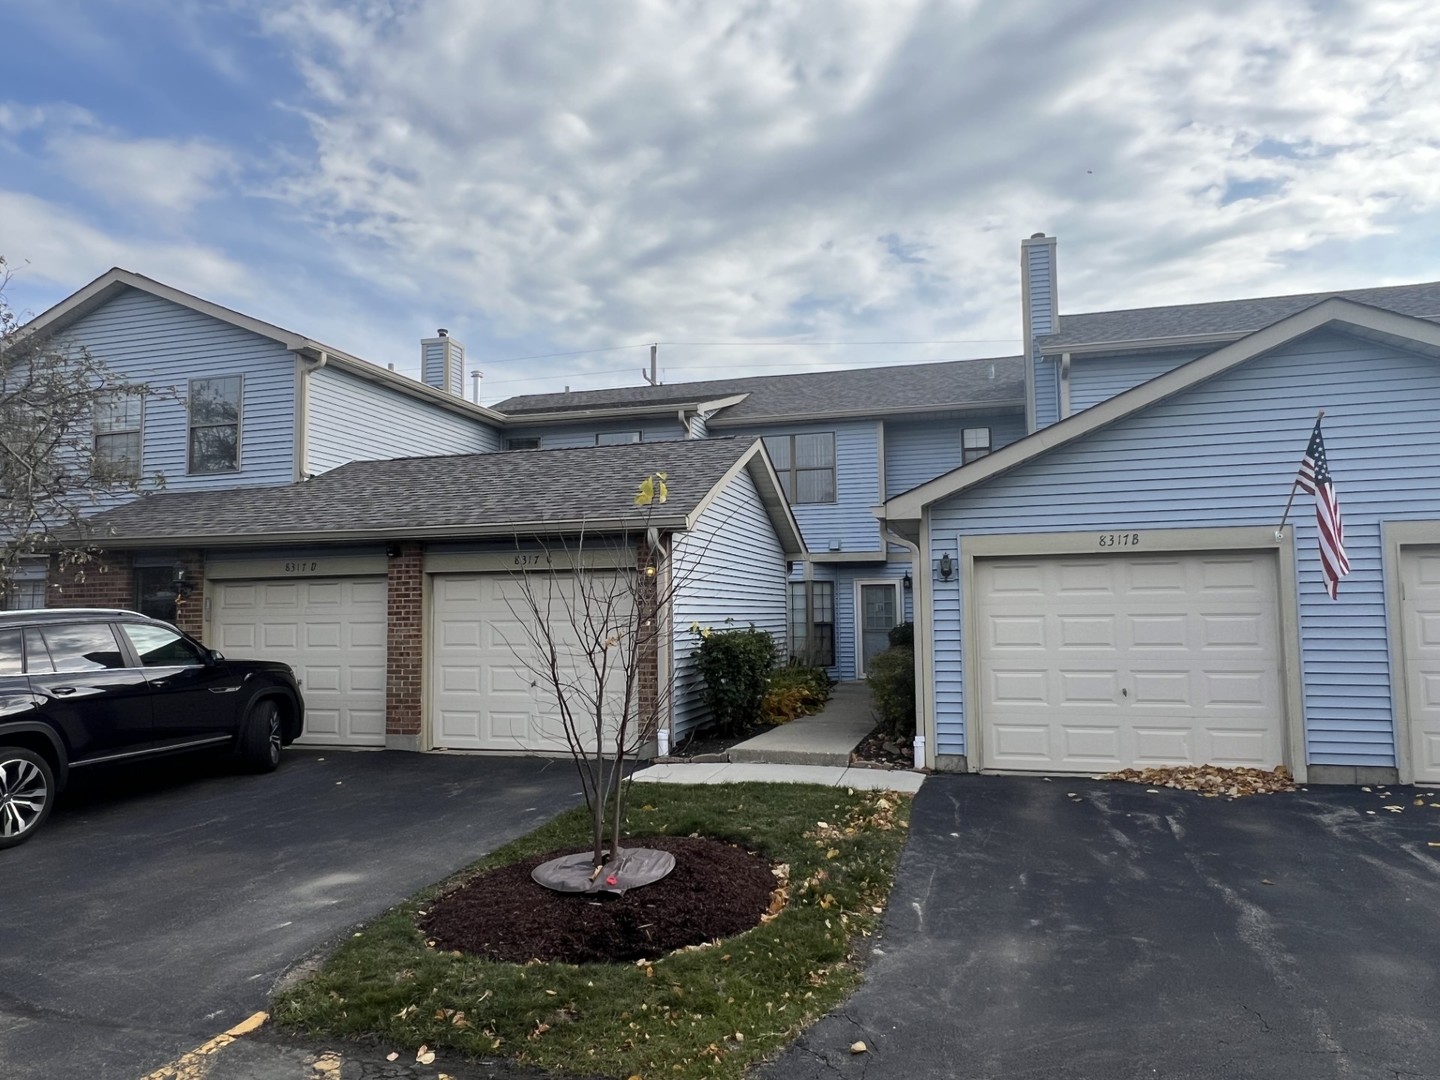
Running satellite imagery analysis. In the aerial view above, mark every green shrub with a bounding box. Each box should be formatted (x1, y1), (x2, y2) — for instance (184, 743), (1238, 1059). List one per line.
(888, 621), (914, 648)
(692, 624), (779, 736)
(867, 645), (916, 741)
(759, 664), (834, 725)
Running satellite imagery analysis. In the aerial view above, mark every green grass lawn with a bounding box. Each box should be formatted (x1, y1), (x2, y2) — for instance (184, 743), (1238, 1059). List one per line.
(273, 781), (912, 1079)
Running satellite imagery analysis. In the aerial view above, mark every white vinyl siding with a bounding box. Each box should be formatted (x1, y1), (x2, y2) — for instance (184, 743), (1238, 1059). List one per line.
(671, 468), (789, 740)
(62, 288), (297, 491)
(305, 365), (501, 473)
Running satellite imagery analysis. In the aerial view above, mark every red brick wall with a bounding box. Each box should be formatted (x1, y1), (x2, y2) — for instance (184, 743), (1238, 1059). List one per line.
(49, 552), (135, 610)
(635, 536), (664, 734)
(386, 542), (425, 740)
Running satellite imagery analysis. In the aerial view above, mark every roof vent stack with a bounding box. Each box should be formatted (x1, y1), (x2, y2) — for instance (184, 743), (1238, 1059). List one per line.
(420, 329), (465, 396)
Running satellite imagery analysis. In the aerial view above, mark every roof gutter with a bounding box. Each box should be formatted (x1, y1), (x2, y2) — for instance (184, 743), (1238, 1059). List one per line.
(707, 398), (1025, 427)
(56, 514), (696, 550)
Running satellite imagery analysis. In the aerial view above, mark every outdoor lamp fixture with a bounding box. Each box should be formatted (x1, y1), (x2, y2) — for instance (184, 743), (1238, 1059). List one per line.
(938, 553), (954, 581)
(902, 572), (913, 591)
(172, 561), (191, 601)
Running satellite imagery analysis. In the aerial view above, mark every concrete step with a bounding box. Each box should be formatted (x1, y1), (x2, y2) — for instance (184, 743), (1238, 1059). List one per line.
(727, 745), (854, 767)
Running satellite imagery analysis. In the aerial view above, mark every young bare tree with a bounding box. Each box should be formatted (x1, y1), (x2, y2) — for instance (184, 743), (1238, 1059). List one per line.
(0, 257), (166, 598)
(503, 472), (717, 892)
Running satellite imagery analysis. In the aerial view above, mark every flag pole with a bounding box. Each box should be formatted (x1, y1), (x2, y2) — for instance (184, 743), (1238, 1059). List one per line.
(1275, 408), (1324, 541)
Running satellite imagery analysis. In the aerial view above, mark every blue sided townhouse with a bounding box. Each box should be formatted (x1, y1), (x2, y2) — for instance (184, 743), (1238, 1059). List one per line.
(8, 238), (1440, 785)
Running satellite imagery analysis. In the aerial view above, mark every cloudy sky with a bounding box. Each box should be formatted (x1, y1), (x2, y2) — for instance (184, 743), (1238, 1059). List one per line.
(3, 0), (1439, 402)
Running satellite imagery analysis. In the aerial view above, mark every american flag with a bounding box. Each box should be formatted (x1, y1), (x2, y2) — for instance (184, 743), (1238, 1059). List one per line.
(1296, 417), (1349, 599)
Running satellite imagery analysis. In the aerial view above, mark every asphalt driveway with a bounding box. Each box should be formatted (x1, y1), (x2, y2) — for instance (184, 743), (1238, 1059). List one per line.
(0, 749), (583, 1080)
(764, 774), (1440, 1080)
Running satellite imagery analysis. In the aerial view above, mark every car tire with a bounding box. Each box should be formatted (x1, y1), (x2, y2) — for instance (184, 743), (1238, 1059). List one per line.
(238, 699), (284, 774)
(0, 748), (55, 850)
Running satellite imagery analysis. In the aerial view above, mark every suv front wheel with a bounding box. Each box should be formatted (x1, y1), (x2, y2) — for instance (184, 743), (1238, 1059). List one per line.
(0, 748), (55, 850)
(238, 699), (284, 773)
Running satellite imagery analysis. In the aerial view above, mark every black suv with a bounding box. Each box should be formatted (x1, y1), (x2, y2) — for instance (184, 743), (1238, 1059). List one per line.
(0, 609), (304, 849)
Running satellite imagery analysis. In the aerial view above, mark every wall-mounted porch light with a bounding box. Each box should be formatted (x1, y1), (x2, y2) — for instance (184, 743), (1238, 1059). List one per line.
(937, 553), (954, 581)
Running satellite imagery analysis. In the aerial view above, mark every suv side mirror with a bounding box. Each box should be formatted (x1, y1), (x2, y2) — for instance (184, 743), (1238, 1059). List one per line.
(208, 649), (225, 663)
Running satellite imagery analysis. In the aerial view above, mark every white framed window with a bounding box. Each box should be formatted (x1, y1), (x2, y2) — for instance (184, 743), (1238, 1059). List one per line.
(764, 433), (836, 504)
(962, 427), (992, 464)
(595, 431), (641, 445)
(188, 376), (242, 473)
(94, 393), (143, 479)
(788, 581), (835, 667)
(2, 560), (48, 611)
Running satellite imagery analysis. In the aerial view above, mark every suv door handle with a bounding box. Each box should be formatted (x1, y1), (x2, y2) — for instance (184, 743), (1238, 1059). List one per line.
(52, 686), (78, 696)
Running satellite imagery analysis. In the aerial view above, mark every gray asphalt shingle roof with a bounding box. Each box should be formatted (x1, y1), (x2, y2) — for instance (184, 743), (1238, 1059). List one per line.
(494, 355), (1024, 420)
(1042, 280), (1440, 350)
(82, 438), (758, 542)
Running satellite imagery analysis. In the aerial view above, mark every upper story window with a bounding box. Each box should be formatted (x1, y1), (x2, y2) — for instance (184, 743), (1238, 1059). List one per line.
(763, 432), (836, 504)
(188, 376), (242, 474)
(506, 437), (541, 451)
(595, 431), (641, 445)
(962, 427), (992, 465)
(93, 393), (143, 479)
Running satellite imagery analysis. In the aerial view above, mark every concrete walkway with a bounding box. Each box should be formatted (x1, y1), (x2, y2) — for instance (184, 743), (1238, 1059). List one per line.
(727, 679), (878, 766)
(631, 760), (924, 792)
(633, 681), (924, 791)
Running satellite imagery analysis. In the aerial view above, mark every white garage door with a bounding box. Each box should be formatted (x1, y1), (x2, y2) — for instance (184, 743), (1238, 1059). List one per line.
(211, 577), (388, 746)
(431, 572), (634, 752)
(975, 552), (1285, 773)
(1400, 547), (1440, 784)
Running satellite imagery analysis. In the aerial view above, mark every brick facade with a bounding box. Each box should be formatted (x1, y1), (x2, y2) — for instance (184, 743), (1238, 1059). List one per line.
(49, 552), (135, 610)
(385, 541), (425, 746)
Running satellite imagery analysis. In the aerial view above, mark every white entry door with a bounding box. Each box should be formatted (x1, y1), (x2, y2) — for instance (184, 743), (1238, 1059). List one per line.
(856, 580), (902, 677)
(1400, 547), (1440, 783)
(975, 552), (1285, 773)
(210, 577), (388, 746)
(430, 572), (635, 752)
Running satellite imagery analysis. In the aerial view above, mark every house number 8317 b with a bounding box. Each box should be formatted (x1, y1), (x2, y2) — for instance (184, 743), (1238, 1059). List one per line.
(1097, 533), (1141, 548)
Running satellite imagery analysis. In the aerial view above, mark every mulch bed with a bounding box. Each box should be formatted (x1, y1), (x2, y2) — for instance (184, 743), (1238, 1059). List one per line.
(850, 726), (913, 769)
(419, 836), (777, 965)
(668, 721), (772, 759)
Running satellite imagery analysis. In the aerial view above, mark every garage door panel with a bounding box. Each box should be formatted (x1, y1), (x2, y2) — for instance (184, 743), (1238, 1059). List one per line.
(1060, 670), (1119, 703)
(1129, 561), (1185, 592)
(431, 572), (634, 752)
(1058, 616), (1115, 648)
(1132, 671), (1190, 706)
(1130, 615), (1188, 649)
(1401, 547), (1440, 783)
(977, 552), (1284, 773)
(212, 575), (388, 747)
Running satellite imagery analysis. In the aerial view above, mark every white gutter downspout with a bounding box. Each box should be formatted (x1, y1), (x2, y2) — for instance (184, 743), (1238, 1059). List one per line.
(883, 526), (929, 771)
(295, 349), (329, 480)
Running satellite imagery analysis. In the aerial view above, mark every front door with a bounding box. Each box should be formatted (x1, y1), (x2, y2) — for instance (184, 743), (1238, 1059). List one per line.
(857, 582), (901, 677)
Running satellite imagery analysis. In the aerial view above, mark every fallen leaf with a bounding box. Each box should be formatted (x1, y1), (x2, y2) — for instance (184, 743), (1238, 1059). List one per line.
(850, 1041), (868, 1054)
(416, 1046), (436, 1065)
(1261, 879), (1275, 885)
(386, 1052), (398, 1062)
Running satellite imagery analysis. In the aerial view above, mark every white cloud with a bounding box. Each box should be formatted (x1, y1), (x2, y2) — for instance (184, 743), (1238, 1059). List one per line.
(50, 132), (235, 216)
(243, 0), (1440, 392)
(0, 189), (248, 299)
